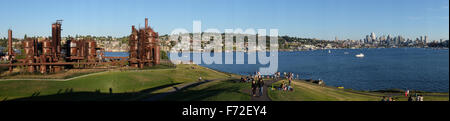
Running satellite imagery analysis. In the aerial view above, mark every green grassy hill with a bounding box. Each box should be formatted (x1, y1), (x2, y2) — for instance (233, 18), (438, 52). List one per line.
(268, 80), (449, 101)
(0, 64), (229, 101)
(1, 65), (448, 101)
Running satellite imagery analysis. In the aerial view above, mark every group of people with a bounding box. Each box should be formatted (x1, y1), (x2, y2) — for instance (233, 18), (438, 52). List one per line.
(240, 72), (265, 97)
(240, 71), (301, 96)
(405, 90), (425, 101)
(405, 90), (423, 101)
(381, 96), (398, 101)
(279, 72), (300, 80)
(276, 72), (295, 91)
(244, 71), (300, 80)
(248, 72), (265, 97)
(278, 81), (292, 91)
(408, 95), (424, 101)
(382, 95), (424, 101)
(381, 90), (425, 101)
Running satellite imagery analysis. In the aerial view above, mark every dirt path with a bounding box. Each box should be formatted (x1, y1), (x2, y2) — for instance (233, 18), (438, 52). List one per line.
(242, 79), (280, 101)
(0, 69), (175, 82)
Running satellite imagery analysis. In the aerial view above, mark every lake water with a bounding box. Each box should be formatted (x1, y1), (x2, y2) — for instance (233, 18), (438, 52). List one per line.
(103, 52), (129, 57)
(169, 48), (449, 92)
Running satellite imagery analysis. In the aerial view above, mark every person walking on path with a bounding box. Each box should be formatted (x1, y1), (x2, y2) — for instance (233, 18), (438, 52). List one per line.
(258, 77), (264, 96)
(251, 79), (257, 97)
(408, 96), (413, 101)
(405, 90), (409, 97)
(288, 78), (292, 85)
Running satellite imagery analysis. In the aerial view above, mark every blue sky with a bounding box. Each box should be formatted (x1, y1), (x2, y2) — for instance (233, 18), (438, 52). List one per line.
(0, 0), (448, 40)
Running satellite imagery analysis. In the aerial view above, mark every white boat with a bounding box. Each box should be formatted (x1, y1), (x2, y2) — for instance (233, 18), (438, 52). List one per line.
(355, 53), (364, 58)
(328, 50), (331, 53)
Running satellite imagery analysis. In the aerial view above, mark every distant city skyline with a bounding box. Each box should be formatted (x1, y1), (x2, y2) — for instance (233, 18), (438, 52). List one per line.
(0, 0), (448, 41)
(335, 32), (433, 42)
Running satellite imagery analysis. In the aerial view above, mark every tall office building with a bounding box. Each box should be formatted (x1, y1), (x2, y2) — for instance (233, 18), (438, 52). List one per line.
(370, 32), (376, 41)
(365, 35), (370, 43)
(387, 35), (391, 45)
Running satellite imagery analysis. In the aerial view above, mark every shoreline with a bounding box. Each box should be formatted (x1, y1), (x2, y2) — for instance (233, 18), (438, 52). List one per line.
(102, 47), (449, 54)
(0, 63), (448, 94)
(196, 64), (449, 94)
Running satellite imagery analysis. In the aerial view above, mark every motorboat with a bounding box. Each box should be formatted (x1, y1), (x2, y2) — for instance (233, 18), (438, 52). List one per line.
(355, 53), (364, 58)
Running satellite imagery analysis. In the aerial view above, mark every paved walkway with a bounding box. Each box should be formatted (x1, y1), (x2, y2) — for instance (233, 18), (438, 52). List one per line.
(0, 68), (175, 82)
(144, 78), (280, 101)
(242, 79), (280, 101)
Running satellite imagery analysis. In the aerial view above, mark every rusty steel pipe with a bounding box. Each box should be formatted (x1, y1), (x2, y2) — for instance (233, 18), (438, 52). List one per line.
(145, 18), (148, 29)
(8, 29), (13, 56)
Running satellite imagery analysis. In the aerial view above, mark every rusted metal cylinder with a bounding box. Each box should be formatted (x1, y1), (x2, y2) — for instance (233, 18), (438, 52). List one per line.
(24, 40), (34, 59)
(43, 48), (52, 55)
(54, 66), (61, 72)
(27, 59), (34, 72)
(24, 41), (32, 48)
(89, 48), (96, 55)
(70, 41), (77, 48)
(155, 45), (160, 64)
(70, 48), (77, 56)
(87, 40), (97, 62)
(146, 51), (151, 60)
(42, 40), (51, 48)
(88, 41), (96, 48)
(42, 40), (52, 55)
(40, 65), (46, 73)
(23, 39), (36, 61)
(70, 41), (77, 56)
(28, 66), (35, 73)
(80, 41), (86, 57)
(51, 21), (62, 56)
(24, 48), (32, 55)
(8, 29), (13, 56)
(145, 18), (148, 29)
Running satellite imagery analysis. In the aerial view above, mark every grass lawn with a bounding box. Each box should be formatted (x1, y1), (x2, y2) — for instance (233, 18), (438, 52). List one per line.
(268, 80), (449, 101)
(160, 80), (251, 101)
(0, 64), (229, 101)
(1, 64), (447, 101)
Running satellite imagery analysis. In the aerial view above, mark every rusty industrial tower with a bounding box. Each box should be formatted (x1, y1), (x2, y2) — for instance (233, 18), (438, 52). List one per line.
(128, 18), (161, 68)
(1, 18), (161, 73)
(3, 20), (100, 73)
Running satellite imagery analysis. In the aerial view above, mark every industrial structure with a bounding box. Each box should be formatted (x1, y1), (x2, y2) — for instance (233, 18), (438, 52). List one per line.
(1, 18), (161, 73)
(20, 20), (68, 73)
(128, 18), (160, 68)
(7, 29), (15, 71)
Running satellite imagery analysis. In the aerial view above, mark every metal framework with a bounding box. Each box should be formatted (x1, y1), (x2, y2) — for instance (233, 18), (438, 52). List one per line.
(128, 18), (160, 68)
(0, 18), (161, 73)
